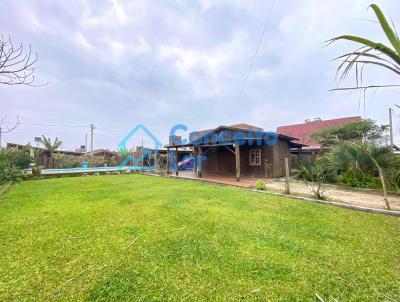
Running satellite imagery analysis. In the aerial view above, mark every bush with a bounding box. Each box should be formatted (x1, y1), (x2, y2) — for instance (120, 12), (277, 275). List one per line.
(31, 166), (42, 175)
(0, 166), (24, 184)
(338, 170), (380, 189)
(255, 179), (266, 190)
(8, 146), (32, 169)
(297, 164), (329, 199)
(0, 148), (30, 184)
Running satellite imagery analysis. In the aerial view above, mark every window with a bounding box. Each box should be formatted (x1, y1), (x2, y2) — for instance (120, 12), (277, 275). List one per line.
(249, 149), (261, 166)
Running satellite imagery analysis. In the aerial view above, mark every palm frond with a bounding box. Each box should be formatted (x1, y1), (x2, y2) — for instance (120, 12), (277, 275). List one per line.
(369, 4), (400, 55)
(40, 136), (62, 151)
(327, 35), (400, 64)
(329, 84), (400, 91)
(328, 4), (400, 94)
(337, 59), (400, 76)
(335, 51), (400, 73)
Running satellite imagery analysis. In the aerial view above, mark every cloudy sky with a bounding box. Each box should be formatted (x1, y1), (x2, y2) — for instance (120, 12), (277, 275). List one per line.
(1, 0), (400, 150)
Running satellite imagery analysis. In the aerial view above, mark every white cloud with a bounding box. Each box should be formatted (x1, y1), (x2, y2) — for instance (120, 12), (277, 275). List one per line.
(1, 0), (400, 150)
(110, 0), (131, 25)
(111, 41), (125, 59)
(75, 32), (93, 50)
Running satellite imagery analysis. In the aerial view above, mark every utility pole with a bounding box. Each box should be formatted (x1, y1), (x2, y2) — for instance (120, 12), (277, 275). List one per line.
(85, 132), (88, 152)
(90, 124), (94, 158)
(0, 127), (2, 149)
(389, 108), (394, 153)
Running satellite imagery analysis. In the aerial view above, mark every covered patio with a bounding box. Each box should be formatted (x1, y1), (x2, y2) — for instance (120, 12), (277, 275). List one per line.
(165, 141), (244, 181)
(164, 123), (303, 182)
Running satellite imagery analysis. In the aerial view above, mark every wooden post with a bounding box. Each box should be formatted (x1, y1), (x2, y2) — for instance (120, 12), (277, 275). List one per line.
(166, 148), (170, 174)
(175, 147), (178, 176)
(284, 157), (290, 194)
(198, 147), (202, 177)
(155, 150), (158, 171)
(235, 144), (240, 182)
(297, 148), (300, 165)
(264, 159), (268, 178)
(193, 148), (198, 173)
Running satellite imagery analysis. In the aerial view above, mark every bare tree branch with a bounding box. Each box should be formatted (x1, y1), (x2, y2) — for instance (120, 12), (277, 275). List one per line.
(0, 116), (22, 133)
(0, 35), (47, 86)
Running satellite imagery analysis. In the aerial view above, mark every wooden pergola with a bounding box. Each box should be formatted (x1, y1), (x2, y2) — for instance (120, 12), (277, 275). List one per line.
(165, 141), (242, 181)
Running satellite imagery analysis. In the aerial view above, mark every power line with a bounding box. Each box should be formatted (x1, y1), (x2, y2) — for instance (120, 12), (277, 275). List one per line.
(96, 127), (125, 134)
(3, 121), (89, 128)
(95, 128), (161, 141)
(234, 0), (277, 108)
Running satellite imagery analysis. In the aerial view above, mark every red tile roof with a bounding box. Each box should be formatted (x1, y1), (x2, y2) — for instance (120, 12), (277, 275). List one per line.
(276, 116), (361, 148)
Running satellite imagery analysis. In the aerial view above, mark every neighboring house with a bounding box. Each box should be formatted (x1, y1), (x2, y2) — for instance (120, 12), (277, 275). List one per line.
(166, 123), (302, 180)
(276, 116), (362, 163)
(6, 143), (84, 167)
(90, 149), (121, 166)
(91, 149), (117, 157)
(6, 144), (121, 167)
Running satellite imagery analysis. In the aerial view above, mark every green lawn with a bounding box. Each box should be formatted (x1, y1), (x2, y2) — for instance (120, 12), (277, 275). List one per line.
(0, 182), (9, 194)
(0, 174), (399, 301)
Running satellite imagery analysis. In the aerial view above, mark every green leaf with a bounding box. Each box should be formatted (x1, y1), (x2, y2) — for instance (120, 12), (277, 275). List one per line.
(370, 4), (400, 56)
(328, 35), (400, 65)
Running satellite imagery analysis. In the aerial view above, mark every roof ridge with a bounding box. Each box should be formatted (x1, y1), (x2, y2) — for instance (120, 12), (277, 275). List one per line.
(277, 116), (361, 129)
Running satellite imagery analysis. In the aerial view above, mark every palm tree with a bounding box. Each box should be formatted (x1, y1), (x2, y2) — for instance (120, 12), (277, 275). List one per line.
(355, 143), (393, 209)
(326, 142), (393, 209)
(40, 136), (62, 168)
(328, 4), (400, 93)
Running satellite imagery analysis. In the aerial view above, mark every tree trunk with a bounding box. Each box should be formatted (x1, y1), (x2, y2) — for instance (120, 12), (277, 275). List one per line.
(370, 156), (390, 210)
(50, 151), (54, 168)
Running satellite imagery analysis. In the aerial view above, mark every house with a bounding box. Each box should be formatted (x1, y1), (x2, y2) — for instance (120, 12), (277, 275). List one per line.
(6, 143), (84, 167)
(91, 149), (117, 157)
(6, 144), (121, 167)
(276, 116), (362, 163)
(165, 123), (302, 180)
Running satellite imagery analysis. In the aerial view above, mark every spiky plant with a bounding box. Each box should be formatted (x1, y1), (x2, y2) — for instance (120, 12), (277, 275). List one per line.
(328, 4), (400, 93)
(40, 136), (62, 168)
(326, 142), (393, 209)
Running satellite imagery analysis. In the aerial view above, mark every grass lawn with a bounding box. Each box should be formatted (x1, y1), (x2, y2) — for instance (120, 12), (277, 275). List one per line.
(0, 174), (399, 301)
(0, 182), (9, 193)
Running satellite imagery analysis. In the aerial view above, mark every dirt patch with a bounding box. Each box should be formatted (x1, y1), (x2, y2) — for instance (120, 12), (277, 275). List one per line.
(267, 181), (400, 210)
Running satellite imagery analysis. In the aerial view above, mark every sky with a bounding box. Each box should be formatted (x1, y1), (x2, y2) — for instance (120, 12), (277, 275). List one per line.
(1, 0), (400, 151)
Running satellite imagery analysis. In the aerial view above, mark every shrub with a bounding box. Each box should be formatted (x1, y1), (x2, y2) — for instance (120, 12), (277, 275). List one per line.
(0, 148), (29, 184)
(297, 164), (329, 199)
(0, 166), (24, 184)
(338, 170), (380, 189)
(255, 179), (266, 190)
(8, 146), (32, 169)
(31, 166), (42, 175)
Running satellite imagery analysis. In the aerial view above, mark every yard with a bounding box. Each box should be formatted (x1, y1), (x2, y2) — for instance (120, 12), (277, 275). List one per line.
(0, 174), (399, 301)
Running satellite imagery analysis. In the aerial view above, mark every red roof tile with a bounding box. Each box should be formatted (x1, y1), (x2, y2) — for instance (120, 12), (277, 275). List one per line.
(276, 116), (361, 148)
